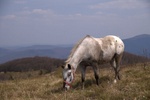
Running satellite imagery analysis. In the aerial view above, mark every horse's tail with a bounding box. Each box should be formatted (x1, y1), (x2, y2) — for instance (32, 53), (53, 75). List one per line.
(115, 37), (125, 55)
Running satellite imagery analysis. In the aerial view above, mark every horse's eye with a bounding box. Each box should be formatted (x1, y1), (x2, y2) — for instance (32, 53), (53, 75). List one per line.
(64, 78), (67, 81)
(67, 72), (71, 77)
(70, 77), (72, 82)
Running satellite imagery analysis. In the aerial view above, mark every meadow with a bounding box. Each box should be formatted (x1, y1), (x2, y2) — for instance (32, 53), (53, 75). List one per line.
(0, 63), (149, 100)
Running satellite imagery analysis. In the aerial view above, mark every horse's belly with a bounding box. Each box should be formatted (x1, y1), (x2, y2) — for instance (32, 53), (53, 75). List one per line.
(101, 51), (115, 61)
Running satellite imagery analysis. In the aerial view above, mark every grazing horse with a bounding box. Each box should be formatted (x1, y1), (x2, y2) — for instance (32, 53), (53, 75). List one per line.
(62, 35), (124, 90)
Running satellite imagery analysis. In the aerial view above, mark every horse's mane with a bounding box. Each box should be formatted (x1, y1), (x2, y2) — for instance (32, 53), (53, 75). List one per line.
(66, 35), (91, 63)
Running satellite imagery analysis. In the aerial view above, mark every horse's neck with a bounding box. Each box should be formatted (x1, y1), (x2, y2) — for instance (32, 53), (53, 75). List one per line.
(69, 45), (85, 70)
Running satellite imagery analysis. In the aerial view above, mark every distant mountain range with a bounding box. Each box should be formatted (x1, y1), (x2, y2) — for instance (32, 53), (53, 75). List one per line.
(0, 34), (150, 64)
(123, 34), (150, 57)
(0, 45), (72, 64)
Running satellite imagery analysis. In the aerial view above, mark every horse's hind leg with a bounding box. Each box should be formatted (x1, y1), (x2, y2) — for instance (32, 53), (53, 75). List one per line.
(111, 53), (123, 83)
(110, 58), (117, 83)
(115, 53), (123, 80)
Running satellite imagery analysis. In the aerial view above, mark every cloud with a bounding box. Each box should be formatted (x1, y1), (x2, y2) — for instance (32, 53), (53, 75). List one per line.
(0, 15), (16, 20)
(14, 8), (56, 21)
(32, 9), (49, 14)
(29, 9), (54, 16)
(90, 0), (150, 9)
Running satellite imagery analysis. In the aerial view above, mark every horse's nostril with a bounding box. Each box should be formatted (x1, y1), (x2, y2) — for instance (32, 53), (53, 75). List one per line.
(63, 82), (66, 88)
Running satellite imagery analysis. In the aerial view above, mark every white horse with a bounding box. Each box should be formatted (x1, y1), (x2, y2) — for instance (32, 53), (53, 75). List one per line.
(62, 35), (124, 90)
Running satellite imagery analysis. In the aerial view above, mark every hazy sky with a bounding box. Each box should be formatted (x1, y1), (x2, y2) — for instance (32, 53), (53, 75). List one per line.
(0, 0), (150, 46)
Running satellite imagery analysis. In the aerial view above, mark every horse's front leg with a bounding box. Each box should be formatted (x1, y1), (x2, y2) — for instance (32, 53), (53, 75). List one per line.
(92, 65), (100, 85)
(81, 66), (86, 89)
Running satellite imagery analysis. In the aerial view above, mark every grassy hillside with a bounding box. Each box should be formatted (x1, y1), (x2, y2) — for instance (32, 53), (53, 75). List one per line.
(0, 63), (149, 100)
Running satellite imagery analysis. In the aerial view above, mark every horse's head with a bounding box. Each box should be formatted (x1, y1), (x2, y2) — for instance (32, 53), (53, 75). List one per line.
(62, 64), (75, 90)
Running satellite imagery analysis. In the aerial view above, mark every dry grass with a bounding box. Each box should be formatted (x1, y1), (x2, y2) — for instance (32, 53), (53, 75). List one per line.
(0, 63), (150, 100)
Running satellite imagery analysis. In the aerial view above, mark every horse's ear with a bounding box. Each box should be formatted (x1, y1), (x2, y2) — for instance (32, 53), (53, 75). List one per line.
(61, 65), (65, 69)
(68, 64), (72, 69)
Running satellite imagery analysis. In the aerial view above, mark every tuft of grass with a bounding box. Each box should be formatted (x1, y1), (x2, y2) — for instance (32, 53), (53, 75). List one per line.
(0, 63), (150, 100)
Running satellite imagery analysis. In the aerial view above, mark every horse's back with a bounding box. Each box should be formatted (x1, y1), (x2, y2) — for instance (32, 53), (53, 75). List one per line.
(95, 35), (124, 59)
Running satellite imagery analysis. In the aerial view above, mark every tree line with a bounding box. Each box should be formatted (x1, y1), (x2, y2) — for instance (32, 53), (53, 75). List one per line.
(122, 52), (149, 65)
(0, 56), (64, 73)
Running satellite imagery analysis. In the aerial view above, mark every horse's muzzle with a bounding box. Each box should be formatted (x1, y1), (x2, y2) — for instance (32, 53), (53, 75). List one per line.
(63, 81), (71, 90)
